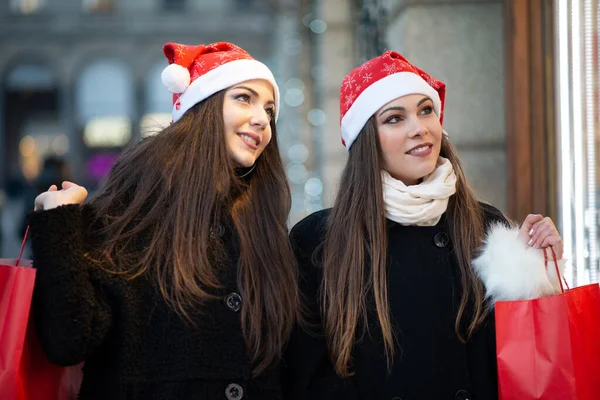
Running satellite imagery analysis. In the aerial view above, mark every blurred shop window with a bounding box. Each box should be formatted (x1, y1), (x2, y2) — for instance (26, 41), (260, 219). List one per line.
(4, 63), (60, 195)
(163, 0), (185, 12)
(140, 61), (172, 138)
(5, 64), (55, 91)
(76, 59), (133, 185)
(19, 119), (68, 182)
(83, 0), (114, 12)
(555, 0), (599, 286)
(83, 116), (131, 147)
(10, 0), (46, 14)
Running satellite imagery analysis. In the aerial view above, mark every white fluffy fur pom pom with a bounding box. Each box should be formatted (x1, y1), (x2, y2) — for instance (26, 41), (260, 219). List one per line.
(473, 222), (566, 303)
(161, 63), (190, 94)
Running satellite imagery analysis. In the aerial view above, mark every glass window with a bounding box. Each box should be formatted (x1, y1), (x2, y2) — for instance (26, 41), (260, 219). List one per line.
(140, 61), (172, 138)
(5, 64), (56, 90)
(5, 64), (60, 184)
(75, 59), (133, 183)
(76, 59), (133, 126)
(555, 0), (600, 286)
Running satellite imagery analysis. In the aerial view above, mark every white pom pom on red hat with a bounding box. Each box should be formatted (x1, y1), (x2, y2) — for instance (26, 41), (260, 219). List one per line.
(161, 63), (191, 94)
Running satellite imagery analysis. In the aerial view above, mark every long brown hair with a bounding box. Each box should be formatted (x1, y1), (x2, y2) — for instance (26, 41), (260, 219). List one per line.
(321, 117), (485, 377)
(87, 90), (299, 375)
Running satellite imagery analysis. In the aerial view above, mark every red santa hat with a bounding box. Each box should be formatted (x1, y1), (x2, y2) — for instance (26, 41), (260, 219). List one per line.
(339, 51), (447, 149)
(161, 42), (279, 122)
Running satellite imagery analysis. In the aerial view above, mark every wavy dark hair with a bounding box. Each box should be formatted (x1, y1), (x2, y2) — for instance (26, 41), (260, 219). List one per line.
(86, 90), (299, 375)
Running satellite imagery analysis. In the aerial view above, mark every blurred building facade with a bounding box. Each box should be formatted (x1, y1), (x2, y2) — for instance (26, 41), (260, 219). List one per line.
(0, 0), (598, 286)
(0, 0), (284, 191)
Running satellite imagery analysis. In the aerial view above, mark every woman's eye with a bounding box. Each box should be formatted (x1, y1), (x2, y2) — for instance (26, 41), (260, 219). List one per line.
(385, 116), (402, 124)
(420, 106), (433, 115)
(235, 93), (251, 102)
(266, 108), (275, 120)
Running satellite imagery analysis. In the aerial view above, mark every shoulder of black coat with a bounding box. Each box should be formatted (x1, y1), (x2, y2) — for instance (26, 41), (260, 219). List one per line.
(289, 208), (331, 257)
(478, 201), (512, 228)
(290, 208), (330, 238)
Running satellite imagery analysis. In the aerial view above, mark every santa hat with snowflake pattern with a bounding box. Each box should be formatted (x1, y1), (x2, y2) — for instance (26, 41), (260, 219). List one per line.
(161, 41), (280, 123)
(340, 51), (446, 150)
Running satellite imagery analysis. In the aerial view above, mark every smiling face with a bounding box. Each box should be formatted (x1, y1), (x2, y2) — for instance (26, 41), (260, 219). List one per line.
(222, 79), (276, 168)
(375, 93), (443, 185)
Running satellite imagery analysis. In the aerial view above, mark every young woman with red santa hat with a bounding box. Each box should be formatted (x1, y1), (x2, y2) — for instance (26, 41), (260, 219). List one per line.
(283, 51), (564, 400)
(28, 42), (298, 399)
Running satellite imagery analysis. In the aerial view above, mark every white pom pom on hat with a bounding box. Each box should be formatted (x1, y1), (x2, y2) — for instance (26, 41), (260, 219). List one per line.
(161, 63), (191, 94)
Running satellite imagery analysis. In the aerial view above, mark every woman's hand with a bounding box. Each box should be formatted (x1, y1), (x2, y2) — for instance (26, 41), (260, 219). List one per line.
(34, 181), (88, 211)
(517, 214), (564, 260)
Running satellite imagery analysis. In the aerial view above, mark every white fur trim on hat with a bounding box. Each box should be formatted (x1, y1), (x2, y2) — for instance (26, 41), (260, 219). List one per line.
(161, 63), (191, 94)
(473, 222), (566, 303)
(171, 58), (280, 123)
(341, 72), (442, 150)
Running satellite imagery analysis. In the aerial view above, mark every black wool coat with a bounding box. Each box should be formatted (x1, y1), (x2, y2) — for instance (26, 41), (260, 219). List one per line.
(27, 204), (281, 400)
(282, 203), (508, 400)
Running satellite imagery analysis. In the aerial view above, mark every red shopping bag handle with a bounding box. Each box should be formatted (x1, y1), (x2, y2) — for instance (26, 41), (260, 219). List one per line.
(543, 246), (570, 293)
(16, 225), (30, 266)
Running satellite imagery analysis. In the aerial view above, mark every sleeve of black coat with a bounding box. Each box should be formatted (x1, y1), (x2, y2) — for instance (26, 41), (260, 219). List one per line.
(282, 211), (357, 400)
(27, 204), (112, 366)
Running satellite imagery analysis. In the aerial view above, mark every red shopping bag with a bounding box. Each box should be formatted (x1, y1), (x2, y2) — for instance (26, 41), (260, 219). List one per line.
(0, 228), (83, 399)
(495, 248), (600, 400)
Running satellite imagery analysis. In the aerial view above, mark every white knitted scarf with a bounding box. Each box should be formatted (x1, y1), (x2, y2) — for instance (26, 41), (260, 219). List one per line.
(382, 157), (457, 226)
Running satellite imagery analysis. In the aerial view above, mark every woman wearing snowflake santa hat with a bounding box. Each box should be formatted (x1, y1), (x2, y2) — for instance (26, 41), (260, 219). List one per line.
(282, 51), (565, 399)
(27, 42), (298, 399)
